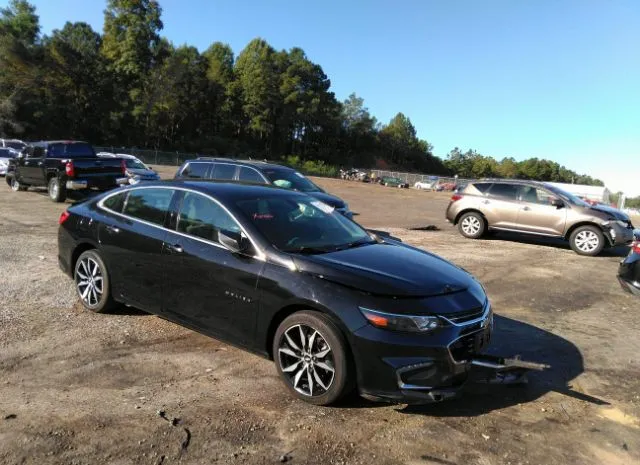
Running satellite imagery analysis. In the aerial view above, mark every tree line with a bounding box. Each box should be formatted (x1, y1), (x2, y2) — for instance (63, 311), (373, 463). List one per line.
(0, 0), (603, 186)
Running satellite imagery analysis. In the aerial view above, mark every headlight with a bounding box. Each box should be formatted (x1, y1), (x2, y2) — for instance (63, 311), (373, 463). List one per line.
(359, 307), (441, 332)
(604, 219), (629, 228)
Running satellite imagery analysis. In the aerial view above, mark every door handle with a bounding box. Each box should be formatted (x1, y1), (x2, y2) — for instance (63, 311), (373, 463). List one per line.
(482, 200), (490, 204)
(522, 206), (531, 211)
(167, 243), (183, 253)
(105, 225), (120, 234)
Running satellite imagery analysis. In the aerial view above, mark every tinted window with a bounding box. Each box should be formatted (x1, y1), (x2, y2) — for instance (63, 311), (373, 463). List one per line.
(211, 163), (237, 180)
(28, 146), (44, 158)
(180, 162), (209, 179)
(103, 192), (127, 213)
(4, 141), (25, 150)
(488, 183), (519, 200)
(124, 158), (147, 170)
(236, 196), (370, 253)
(47, 143), (95, 158)
(473, 183), (492, 193)
(263, 168), (321, 192)
(0, 148), (16, 158)
(178, 192), (241, 242)
(123, 188), (174, 225)
(238, 166), (265, 183)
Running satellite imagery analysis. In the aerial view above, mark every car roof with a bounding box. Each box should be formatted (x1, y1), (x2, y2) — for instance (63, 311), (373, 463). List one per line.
(98, 152), (138, 159)
(33, 140), (90, 146)
(190, 157), (294, 171)
(123, 179), (310, 202)
(474, 178), (546, 187)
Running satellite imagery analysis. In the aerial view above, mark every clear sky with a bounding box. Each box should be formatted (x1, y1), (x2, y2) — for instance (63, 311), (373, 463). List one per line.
(8, 0), (640, 195)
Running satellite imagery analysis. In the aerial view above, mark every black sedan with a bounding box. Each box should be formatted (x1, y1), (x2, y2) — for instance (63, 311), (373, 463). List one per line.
(58, 181), (493, 405)
(618, 233), (640, 296)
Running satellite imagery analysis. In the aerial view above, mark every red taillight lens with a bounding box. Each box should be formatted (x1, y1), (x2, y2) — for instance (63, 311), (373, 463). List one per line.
(65, 161), (74, 177)
(58, 211), (70, 225)
(632, 241), (640, 254)
(451, 194), (463, 202)
(121, 159), (127, 175)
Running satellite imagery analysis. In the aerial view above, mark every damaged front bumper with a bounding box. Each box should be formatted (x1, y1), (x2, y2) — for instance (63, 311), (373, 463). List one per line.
(603, 221), (635, 246)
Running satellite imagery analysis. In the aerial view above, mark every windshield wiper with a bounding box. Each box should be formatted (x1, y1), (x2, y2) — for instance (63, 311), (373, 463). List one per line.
(336, 238), (376, 251)
(285, 246), (333, 255)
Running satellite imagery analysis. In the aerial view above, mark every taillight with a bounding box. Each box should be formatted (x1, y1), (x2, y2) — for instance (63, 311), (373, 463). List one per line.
(58, 211), (70, 225)
(65, 161), (74, 177)
(451, 194), (463, 202)
(633, 241), (640, 254)
(121, 159), (127, 175)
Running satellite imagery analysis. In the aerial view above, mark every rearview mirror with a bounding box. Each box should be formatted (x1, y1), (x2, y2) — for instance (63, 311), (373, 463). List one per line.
(550, 198), (564, 208)
(219, 230), (252, 255)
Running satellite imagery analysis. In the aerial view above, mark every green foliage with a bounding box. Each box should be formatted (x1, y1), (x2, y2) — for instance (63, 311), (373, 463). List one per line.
(0, 1), (603, 187)
(283, 155), (338, 177)
(444, 148), (603, 185)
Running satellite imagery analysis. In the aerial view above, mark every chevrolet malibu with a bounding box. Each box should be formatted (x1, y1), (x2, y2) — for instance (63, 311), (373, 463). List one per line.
(58, 181), (493, 405)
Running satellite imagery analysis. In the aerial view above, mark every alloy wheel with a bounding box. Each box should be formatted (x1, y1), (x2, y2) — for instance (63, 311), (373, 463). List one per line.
(76, 257), (104, 307)
(11, 178), (20, 191)
(574, 230), (599, 253)
(277, 324), (335, 397)
(461, 216), (481, 235)
(49, 180), (58, 200)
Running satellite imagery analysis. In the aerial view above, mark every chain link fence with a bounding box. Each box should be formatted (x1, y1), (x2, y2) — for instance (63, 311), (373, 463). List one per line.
(94, 147), (210, 167)
(365, 169), (475, 189)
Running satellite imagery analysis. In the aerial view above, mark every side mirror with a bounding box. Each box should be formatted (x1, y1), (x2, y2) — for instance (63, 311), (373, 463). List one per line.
(219, 229), (252, 255)
(550, 198), (564, 208)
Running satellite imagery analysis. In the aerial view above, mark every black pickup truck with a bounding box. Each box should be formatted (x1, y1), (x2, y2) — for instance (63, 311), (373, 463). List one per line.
(6, 141), (128, 202)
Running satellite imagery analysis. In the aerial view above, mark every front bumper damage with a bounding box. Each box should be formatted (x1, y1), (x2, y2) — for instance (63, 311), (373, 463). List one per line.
(603, 221), (635, 246)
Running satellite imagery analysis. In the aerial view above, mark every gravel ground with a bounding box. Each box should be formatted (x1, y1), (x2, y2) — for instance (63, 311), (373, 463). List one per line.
(0, 175), (639, 465)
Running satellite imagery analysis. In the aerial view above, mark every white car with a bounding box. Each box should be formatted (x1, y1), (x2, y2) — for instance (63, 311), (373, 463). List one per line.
(97, 152), (160, 183)
(0, 147), (19, 176)
(414, 181), (434, 190)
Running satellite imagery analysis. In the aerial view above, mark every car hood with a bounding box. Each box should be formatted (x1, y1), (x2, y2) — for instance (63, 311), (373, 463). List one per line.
(306, 191), (346, 209)
(292, 241), (474, 297)
(127, 168), (160, 179)
(589, 204), (630, 222)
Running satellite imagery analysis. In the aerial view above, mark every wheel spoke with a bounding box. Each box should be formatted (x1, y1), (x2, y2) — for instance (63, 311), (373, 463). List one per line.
(79, 261), (89, 278)
(314, 347), (331, 359)
(90, 287), (98, 305)
(284, 332), (301, 352)
(298, 325), (306, 351)
(81, 284), (91, 300)
(307, 330), (317, 353)
(281, 359), (302, 373)
(293, 366), (305, 387)
(307, 367), (314, 396)
(315, 361), (335, 373)
(76, 269), (88, 280)
(278, 347), (301, 359)
(313, 370), (329, 391)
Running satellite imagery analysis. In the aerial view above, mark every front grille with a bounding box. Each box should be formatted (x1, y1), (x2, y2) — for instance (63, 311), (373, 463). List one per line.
(448, 332), (481, 363)
(441, 307), (484, 324)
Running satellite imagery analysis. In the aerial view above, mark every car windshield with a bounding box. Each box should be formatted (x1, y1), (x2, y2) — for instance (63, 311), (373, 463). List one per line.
(263, 168), (322, 193)
(545, 185), (590, 207)
(235, 195), (372, 253)
(49, 143), (95, 158)
(124, 158), (147, 170)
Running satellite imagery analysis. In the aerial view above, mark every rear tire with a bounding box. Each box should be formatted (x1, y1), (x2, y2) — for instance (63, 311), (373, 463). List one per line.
(10, 176), (27, 191)
(48, 177), (67, 203)
(569, 225), (605, 256)
(458, 212), (486, 239)
(74, 250), (117, 313)
(273, 311), (353, 406)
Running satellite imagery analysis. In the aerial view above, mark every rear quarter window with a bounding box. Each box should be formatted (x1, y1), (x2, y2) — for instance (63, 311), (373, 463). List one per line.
(102, 192), (127, 213)
(471, 183), (492, 193)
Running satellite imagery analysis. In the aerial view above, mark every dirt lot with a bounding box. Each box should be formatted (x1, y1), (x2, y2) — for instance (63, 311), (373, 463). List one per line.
(1, 173), (639, 465)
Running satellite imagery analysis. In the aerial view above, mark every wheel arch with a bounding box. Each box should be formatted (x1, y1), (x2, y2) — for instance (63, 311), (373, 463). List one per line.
(564, 221), (604, 241)
(454, 208), (488, 227)
(70, 240), (100, 276)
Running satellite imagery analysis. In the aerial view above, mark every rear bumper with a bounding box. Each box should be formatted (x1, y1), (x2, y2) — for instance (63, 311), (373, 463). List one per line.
(618, 277), (640, 296)
(618, 254), (640, 296)
(66, 177), (129, 190)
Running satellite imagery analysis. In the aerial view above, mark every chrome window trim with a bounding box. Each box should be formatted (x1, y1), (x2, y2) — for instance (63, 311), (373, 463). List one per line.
(234, 164), (269, 184)
(97, 185), (266, 261)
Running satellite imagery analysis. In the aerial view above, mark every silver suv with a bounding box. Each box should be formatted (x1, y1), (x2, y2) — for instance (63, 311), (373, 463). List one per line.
(445, 179), (634, 256)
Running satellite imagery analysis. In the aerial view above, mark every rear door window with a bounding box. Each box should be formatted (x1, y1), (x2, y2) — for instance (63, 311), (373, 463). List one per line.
(472, 183), (492, 193)
(211, 163), (237, 181)
(238, 166), (265, 183)
(123, 188), (174, 225)
(180, 162), (210, 179)
(177, 192), (241, 243)
(488, 183), (519, 200)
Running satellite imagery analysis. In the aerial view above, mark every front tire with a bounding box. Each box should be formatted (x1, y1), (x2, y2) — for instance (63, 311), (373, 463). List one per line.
(273, 311), (353, 406)
(569, 225), (605, 256)
(48, 177), (67, 203)
(74, 250), (116, 313)
(458, 212), (486, 239)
